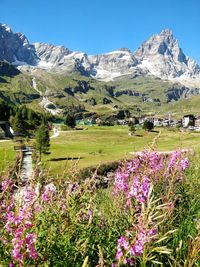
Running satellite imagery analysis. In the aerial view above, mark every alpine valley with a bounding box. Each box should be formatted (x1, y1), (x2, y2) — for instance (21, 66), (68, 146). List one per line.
(1, 23), (200, 119)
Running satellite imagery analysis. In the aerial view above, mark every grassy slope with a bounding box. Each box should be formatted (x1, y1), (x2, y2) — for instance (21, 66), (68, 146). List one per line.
(0, 69), (200, 118)
(30, 73), (200, 118)
(0, 73), (39, 104)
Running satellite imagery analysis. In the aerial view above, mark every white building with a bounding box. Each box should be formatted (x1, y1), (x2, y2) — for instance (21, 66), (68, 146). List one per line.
(182, 115), (195, 128)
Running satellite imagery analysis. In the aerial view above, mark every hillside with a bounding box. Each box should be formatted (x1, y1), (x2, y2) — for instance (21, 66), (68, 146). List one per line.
(1, 63), (200, 118)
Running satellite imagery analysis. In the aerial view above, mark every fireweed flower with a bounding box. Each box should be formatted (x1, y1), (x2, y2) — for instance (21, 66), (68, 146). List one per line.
(1, 177), (14, 191)
(164, 150), (190, 181)
(42, 182), (56, 202)
(113, 150), (190, 204)
(2, 185), (38, 265)
(113, 150), (189, 265)
(5, 206), (38, 265)
(115, 224), (157, 263)
(181, 157), (189, 171)
(128, 175), (150, 205)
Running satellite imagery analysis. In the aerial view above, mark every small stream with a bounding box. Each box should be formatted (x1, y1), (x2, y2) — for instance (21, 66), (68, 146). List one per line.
(15, 147), (34, 203)
(20, 147), (33, 184)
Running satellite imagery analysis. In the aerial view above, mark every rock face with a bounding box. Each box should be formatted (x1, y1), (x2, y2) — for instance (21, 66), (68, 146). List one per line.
(0, 24), (200, 83)
(33, 43), (92, 75)
(0, 24), (38, 65)
(88, 49), (140, 80)
(134, 29), (200, 79)
(34, 43), (71, 68)
(166, 86), (200, 101)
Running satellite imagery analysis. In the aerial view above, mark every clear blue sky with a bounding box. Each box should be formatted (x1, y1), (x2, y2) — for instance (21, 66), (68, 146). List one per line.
(1, 0), (200, 62)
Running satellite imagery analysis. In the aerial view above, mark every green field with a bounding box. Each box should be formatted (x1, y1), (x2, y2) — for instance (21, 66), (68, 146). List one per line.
(1, 126), (200, 176)
(42, 126), (200, 175)
(0, 141), (16, 173)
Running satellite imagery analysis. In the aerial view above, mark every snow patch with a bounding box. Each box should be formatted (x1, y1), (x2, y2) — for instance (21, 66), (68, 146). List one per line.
(37, 60), (54, 69)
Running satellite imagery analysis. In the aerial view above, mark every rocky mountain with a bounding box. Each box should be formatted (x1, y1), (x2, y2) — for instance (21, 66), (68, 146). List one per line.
(0, 23), (200, 84)
(34, 43), (93, 75)
(32, 29), (200, 83)
(0, 23), (38, 65)
(88, 49), (142, 81)
(34, 43), (71, 68)
(134, 29), (200, 79)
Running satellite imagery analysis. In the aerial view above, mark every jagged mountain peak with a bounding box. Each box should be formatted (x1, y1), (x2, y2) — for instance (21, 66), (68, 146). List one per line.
(0, 23), (38, 65)
(135, 29), (178, 58)
(33, 42), (72, 68)
(134, 29), (200, 79)
(0, 23), (12, 33)
(0, 23), (200, 83)
(160, 28), (173, 36)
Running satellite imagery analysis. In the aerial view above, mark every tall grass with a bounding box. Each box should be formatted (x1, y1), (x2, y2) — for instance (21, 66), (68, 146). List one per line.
(0, 149), (199, 266)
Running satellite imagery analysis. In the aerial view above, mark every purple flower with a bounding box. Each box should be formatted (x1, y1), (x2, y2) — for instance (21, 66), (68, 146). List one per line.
(116, 249), (123, 260)
(128, 175), (150, 205)
(130, 240), (144, 256)
(181, 158), (189, 171)
(12, 247), (22, 263)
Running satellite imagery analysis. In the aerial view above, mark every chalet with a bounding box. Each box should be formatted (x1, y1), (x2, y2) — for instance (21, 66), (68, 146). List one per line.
(138, 117), (145, 125)
(143, 117), (163, 126)
(153, 117), (163, 126)
(182, 115), (195, 128)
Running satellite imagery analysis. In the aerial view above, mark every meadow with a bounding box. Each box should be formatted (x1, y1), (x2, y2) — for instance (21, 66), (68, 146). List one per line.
(1, 126), (200, 176)
(43, 126), (200, 176)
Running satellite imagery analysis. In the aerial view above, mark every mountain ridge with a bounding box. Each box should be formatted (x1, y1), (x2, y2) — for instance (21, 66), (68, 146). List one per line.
(1, 23), (200, 119)
(0, 23), (200, 85)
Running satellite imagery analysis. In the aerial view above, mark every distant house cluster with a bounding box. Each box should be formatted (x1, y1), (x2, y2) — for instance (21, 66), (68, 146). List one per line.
(116, 116), (182, 127)
(75, 114), (200, 131)
(106, 114), (200, 130)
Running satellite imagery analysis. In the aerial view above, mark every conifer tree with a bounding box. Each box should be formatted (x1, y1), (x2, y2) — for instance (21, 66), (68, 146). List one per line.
(35, 124), (50, 161)
(64, 114), (76, 128)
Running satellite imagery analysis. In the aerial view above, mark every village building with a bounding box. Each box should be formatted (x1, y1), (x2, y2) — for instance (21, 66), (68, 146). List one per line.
(143, 117), (164, 126)
(182, 115), (195, 128)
